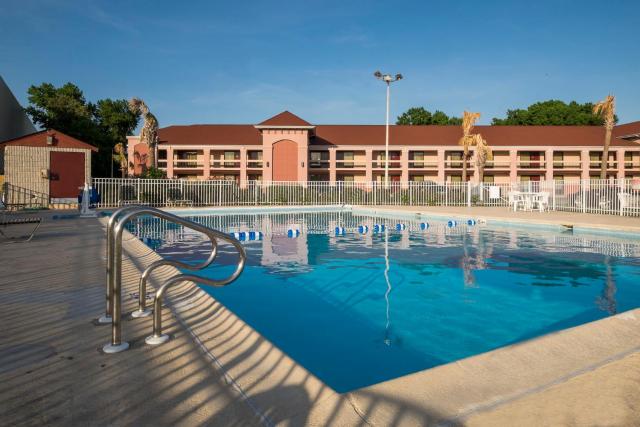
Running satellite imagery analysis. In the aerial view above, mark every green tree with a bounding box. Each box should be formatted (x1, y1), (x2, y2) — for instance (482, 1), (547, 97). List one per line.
(25, 82), (140, 177)
(396, 107), (461, 125)
(491, 100), (618, 125)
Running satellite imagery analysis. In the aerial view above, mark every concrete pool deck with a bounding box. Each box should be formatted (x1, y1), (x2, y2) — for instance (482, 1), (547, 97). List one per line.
(1, 208), (640, 426)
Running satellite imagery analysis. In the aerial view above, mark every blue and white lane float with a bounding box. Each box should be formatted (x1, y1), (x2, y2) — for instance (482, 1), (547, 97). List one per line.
(358, 225), (369, 234)
(230, 231), (263, 241)
(447, 220), (458, 228)
(396, 223), (406, 231)
(373, 224), (385, 233)
(287, 228), (301, 238)
(334, 226), (346, 236)
(420, 222), (429, 230)
(248, 231), (263, 240)
(467, 219), (477, 226)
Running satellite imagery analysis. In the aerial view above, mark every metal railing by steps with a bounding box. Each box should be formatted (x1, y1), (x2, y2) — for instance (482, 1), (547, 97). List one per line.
(98, 205), (246, 353)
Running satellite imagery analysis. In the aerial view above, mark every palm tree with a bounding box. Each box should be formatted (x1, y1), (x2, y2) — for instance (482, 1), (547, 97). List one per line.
(474, 133), (493, 184)
(113, 143), (128, 178)
(592, 95), (615, 179)
(458, 111), (481, 182)
(128, 98), (159, 169)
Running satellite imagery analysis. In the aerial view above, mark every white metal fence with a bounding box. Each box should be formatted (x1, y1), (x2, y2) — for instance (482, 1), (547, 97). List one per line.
(90, 178), (640, 216)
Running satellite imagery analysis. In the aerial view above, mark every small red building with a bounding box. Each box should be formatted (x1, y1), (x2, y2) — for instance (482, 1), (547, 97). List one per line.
(0, 129), (97, 203)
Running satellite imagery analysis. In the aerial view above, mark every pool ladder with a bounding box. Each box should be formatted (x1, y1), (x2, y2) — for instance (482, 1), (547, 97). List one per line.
(97, 205), (247, 354)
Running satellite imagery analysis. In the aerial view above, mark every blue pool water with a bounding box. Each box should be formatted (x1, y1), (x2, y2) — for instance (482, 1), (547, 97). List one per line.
(131, 210), (640, 393)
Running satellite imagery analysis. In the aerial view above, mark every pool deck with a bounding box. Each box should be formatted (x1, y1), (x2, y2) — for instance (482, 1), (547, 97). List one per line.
(1, 208), (640, 426)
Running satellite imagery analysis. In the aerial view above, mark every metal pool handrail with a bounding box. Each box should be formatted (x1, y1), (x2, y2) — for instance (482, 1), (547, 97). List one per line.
(98, 205), (143, 324)
(101, 205), (246, 354)
(145, 270), (243, 345)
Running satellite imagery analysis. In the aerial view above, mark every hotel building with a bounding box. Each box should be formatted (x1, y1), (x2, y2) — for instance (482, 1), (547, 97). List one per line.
(127, 111), (640, 184)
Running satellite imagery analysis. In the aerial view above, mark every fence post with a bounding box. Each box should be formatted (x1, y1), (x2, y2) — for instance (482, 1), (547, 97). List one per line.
(467, 182), (472, 207)
(445, 181), (448, 206)
(582, 179), (586, 213)
(409, 182), (413, 206)
(552, 180), (556, 211)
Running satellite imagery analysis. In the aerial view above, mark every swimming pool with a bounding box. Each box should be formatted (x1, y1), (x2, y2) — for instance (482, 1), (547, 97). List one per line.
(130, 209), (640, 393)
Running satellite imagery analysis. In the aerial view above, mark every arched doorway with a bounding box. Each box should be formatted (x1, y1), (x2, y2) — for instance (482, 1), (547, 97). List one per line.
(272, 140), (298, 181)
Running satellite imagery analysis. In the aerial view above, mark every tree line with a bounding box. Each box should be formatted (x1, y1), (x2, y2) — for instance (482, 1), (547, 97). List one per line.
(396, 100), (618, 126)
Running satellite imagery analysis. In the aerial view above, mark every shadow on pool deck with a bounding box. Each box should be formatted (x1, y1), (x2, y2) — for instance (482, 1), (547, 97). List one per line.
(0, 212), (470, 426)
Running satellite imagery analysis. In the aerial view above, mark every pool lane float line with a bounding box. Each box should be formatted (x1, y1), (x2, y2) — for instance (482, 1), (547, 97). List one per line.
(358, 225), (369, 234)
(287, 228), (301, 238)
(396, 223), (406, 231)
(373, 224), (386, 233)
(334, 226), (346, 235)
(420, 222), (430, 230)
(230, 231), (263, 241)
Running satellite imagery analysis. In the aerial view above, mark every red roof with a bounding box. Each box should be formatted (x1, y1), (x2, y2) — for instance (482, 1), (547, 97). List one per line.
(158, 125), (262, 146)
(312, 124), (640, 147)
(613, 121), (640, 139)
(154, 119), (640, 148)
(0, 129), (98, 151)
(257, 111), (313, 127)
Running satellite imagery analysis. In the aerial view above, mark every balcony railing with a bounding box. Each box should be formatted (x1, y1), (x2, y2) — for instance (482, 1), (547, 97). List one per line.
(589, 160), (618, 169)
(484, 161), (511, 169)
(211, 160), (241, 168)
(625, 161), (640, 169)
(173, 160), (202, 168)
(372, 160), (401, 169)
(247, 160), (263, 168)
(408, 161), (438, 169)
(517, 161), (546, 169)
(553, 161), (582, 169)
(309, 160), (330, 168)
(336, 161), (367, 168)
(444, 160), (470, 169)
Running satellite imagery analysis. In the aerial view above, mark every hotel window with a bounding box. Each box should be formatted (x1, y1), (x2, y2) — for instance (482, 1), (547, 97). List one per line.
(248, 174), (262, 181)
(340, 152), (354, 168)
(449, 152), (462, 168)
(450, 175), (462, 183)
(177, 151), (198, 167)
(310, 151), (329, 168)
(340, 175), (355, 182)
(224, 151), (238, 167)
(483, 175), (494, 183)
(411, 151), (424, 168)
(412, 175), (424, 182)
(157, 150), (168, 168)
(553, 152), (563, 168)
(247, 151), (262, 160)
(310, 174), (329, 181)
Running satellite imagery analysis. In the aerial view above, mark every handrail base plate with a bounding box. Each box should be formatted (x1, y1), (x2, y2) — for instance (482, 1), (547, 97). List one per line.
(131, 309), (152, 318)
(103, 342), (130, 353)
(97, 315), (112, 324)
(145, 334), (169, 346)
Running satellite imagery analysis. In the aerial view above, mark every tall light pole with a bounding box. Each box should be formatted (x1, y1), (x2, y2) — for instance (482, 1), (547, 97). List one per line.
(374, 71), (403, 185)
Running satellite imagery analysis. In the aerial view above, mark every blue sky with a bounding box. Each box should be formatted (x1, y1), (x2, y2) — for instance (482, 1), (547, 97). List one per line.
(1, 0), (639, 126)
